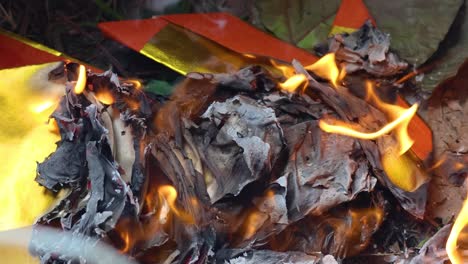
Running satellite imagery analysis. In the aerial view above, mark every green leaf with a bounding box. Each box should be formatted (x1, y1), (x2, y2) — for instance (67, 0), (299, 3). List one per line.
(297, 15), (336, 50)
(256, 0), (341, 50)
(364, 0), (464, 66)
(419, 3), (468, 91)
(145, 80), (174, 96)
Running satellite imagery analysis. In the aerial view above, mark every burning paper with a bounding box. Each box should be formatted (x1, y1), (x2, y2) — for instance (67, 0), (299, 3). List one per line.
(15, 23), (440, 264)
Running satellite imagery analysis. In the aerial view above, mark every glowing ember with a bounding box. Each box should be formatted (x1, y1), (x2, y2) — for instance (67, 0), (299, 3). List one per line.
(126, 79), (142, 90)
(278, 74), (308, 93)
(243, 211), (267, 240)
(74, 65), (87, 94)
(447, 192), (468, 264)
(346, 207), (384, 252)
(120, 230), (131, 253)
(95, 90), (115, 105)
(429, 154), (447, 171)
(305, 53), (342, 87)
(455, 162), (465, 171)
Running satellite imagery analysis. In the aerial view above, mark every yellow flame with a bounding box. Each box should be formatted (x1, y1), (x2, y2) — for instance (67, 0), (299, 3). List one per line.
(270, 59), (295, 78)
(0, 63), (61, 231)
(319, 103), (418, 154)
(95, 90), (115, 105)
(447, 194), (468, 264)
(365, 82), (415, 155)
(271, 53), (342, 92)
(305, 53), (342, 87)
(320, 82), (418, 155)
(278, 74), (308, 93)
(318, 82), (426, 192)
(74, 65), (86, 94)
(381, 143), (427, 192)
(157, 185), (194, 224)
(445, 159), (468, 263)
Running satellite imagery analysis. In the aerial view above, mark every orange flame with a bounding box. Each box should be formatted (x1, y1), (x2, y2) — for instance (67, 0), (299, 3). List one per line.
(447, 191), (468, 264)
(278, 74), (308, 93)
(74, 65), (86, 94)
(157, 185), (194, 224)
(305, 53), (342, 87)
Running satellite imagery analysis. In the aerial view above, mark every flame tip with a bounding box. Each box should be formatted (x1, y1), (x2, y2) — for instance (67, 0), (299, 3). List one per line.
(304, 53), (342, 88)
(74, 65), (87, 94)
(278, 74), (308, 93)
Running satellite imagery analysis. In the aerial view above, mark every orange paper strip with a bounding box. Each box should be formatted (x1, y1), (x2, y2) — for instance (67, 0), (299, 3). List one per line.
(330, 0), (375, 35)
(0, 30), (63, 69)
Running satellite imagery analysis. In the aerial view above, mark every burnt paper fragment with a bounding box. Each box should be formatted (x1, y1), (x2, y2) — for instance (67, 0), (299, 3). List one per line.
(317, 21), (408, 76)
(36, 140), (85, 191)
(266, 204), (384, 259)
(215, 249), (320, 264)
(31, 42), (434, 263)
(291, 60), (429, 218)
(195, 95), (284, 202)
(280, 121), (376, 222)
(150, 133), (212, 224)
(188, 65), (277, 92)
(74, 141), (128, 234)
(32, 67), (148, 263)
(409, 224), (451, 264)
